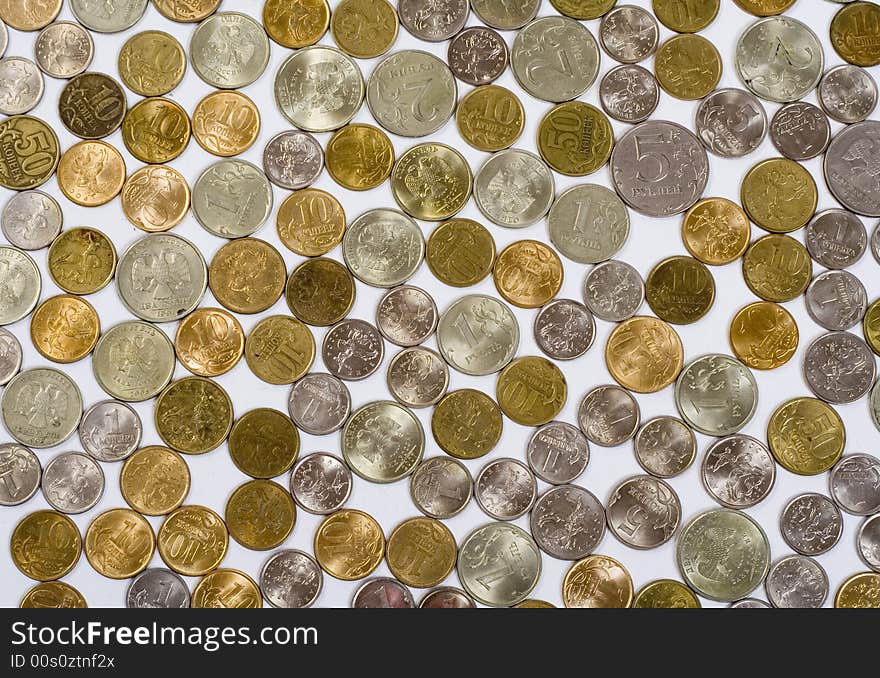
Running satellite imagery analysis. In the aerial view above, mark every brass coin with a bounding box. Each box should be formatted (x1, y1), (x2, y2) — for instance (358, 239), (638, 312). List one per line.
(11, 510), (81, 581)
(391, 142), (472, 221)
(681, 197), (751, 265)
(497, 354), (568, 427)
(605, 316), (684, 393)
(654, 34), (721, 100)
(120, 445), (191, 516)
(192, 568), (262, 608)
(20, 581), (87, 608)
(313, 509), (385, 581)
(741, 157), (817, 233)
(742, 233), (812, 303)
(514, 599), (556, 608)
(84, 508), (155, 580)
(325, 123), (394, 191)
(192, 90), (260, 157)
(209, 238), (286, 314)
(550, 0), (615, 20)
(865, 297), (880, 356)
(118, 30), (186, 97)
(263, 0), (330, 48)
(121, 165), (191, 233)
(653, 0), (719, 32)
(431, 389), (502, 460)
(767, 397), (845, 475)
(0, 0), (61, 30)
(831, 2), (880, 67)
(0, 115), (60, 190)
(154, 376), (234, 454)
(285, 257), (356, 326)
(730, 301), (798, 370)
(645, 255), (716, 325)
(277, 189), (346, 257)
(835, 572), (880, 608)
(174, 307), (245, 377)
(58, 72), (126, 139)
(537, 101), (614, 176)
(632, 579), (701, 608)
(563, 555), (634, 608)
(331, 0), (399, 59)
(245, 315), (316, 385)
(153, 0), (221, 22)
(30, 294), (100, 363)
(47, 227), (116, 294)
(228, 408), (300, 478)
(426, 218), (496, 287)
(733, 0), (796, 16)
(56, 140), (125, 207)
(226, 479), (296, 551)
(121, 97), (191, 164)
(387, 517), (457, 588)
(493, 239), (563, 309)
(456, 85), (525, 152)
(158, 505), (229, 576)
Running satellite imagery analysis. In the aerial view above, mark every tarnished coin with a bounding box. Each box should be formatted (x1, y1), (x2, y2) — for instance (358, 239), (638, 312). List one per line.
(290, 452), (352, 514)
(426, 218), (495, 288)
(325, 124), (394, 191)
(0, 115), (59, 190)
(92, 321), (174, 402)
(0, 0), (61, 31)
(475, 458), (536, 521)
(1, 190), (61, 250)
(228, 408), (299, 480)
(399, 0), (467, 41)
(818, 64), (877, 124)
(419, 587), (476, 608)
(825, 121), (880, 216)
(260, 550), (323, 608)
(675, 354), (758, 436)
(20, 581), (86, 609)
(599, 64), (659, 124)
(331, 0), (398, 59)
(858, 514), (880, 572)
(831, 1), (880, 67)
(391, 142), (471, 221)
(471, 0), (538, 30)
(681, 197), (750, 266)
(192, 90), (260, 157)
(530, 485), (605, 560)
(741, 157), (817, 234)
(534, 299), (595, 361)
(70, 0), (146, 32)
(263, 130), (323, 191)
(210, 239), (286, 315)
(286, 257), (356, 326)
(804, 331), (875, 404)
(288, 373), (351, 436)
(47, 227), (115, 295)
(633, 579), (700, 609)
(117, 30), (185, 96)
(538, 102), (613, 176)
(869, 299), (880, 356)
(607, 475), (680, 549)
(563, 555), (633, 608)
(192, 159), (272, 239)
(780, 493), (843, 556)
(830, 453), (880, 516)
(175, 308), (243, 377)
(343, 401), (424, 483)
(0, 57), (43, 115)
(352, 578), (415, 608)
(79, 400), (141, 463)
(456, 85), (524, 152)
(654, 0), (717, 31)
(127, 569), (190, 609)
(41, 452), (103, 514)
(0, 247), (39, 326)
(447, 26), (508, 86)
(767, 397), (846, 475)
(582, 259), (644, 322)
(805, 270), (867, 331)
(157, 505), (229, 577)
(190, 12), (269, 88)
(388, 347), (448, 408)
(695, 88), (767, 157)
(578, 385), (640, 447)
(437, 294), (519, 376)
(730, 301), (798, 370)
(493, 240), (563, 309)
(120, 446), (190, 516)
(645, 256), (715, 325)
(85, 508), (154, 579)
(314, 509), (385, 581)
(804, 209), (866, 270)
(226, 479), (296, 550)
(527, 422), (589, 485)
(2, 368), (81, 448)
(409, 456), (472, 519)
(474, 149), (554, 228)
(322, 319), (384, 381)
(770, 102), (830, 161)
(496, 355), (567, 426)
(742, 233), (812, 303)
(11, 510), (81, 581)
(548, 184), (628, 265)
(343, 209), (424, 288)
(262, 0), (328, 47)
(121, 97), (189, 164)
(57, 140), (125, 206)
(387, 517), (457, 588)
(121, 165), (190, 233)
(0, 443), (40, 506)
(58, 72), (124, 138)
(192, 570), (261, 608)
(702, 435), (775, 509)
(35, 22), (92, 78)
(431, 388), (503, 460)
(154, 377), (233, 455)
(0, 327), (20, 386)
(654, 34), (721, 100)
(458, 523), (541, 607)
(599, 4), (658, 64)
(605, 316), (684, 393)
(835, 572), (880, 608)
(765, 555), (828, 609)
(633, 416), (696, 479)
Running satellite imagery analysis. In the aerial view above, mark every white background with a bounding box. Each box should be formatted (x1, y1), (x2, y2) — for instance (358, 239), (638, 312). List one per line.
(1, 0), (879, 608)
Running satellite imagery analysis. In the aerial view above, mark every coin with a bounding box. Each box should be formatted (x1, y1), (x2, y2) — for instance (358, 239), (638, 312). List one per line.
(829, 453), (880, 516)
(818, 65), (877, 124)
(473, 149), (555, 228)
(867, 298), (880, 355)
(742, 234), (812, 303)
(680, 198), (750, 266)
(314, 509), (385, 580)
(632, 579), (700, 608)
(0, 443), (40, 506)
(472, 0), (538, 28)
(873, 222), (880, 264)
(288, 373), (351, 436)
(780, 492), (842, 556)
(654, 34), (721, 100)
(397, 0), (466, 40)
(286, 258), (356, 327)
(192, 569), (261, 608)
(35, 21), (93, 79)
(437, 294), (519, 376)
(322, 319), (384, 381)
(578, 384), (640, 447)
(804, 331), (875, 404)
(209, 238), (286, 314)
(675, 354), (758, 436)
(47, 227), (116, 295)
(40, 452), (103, 514)
(563, 555), (632, 608)
(190, 12), (269, 88)
(127, 568), (190, 609)
(263, 130), (324, 191)
(552, 0), (615, 20)
(80, 400), (142, 463)
(633, 416), (696, 479)
(426, 219), (495, 288)
(387, 517), (457, 588)
(825, 121), (880, 216)
(409, 456), (472, 519)
(290, 452), (352, 514)
(831, 1), (880, 67)
(2, 368), (81, 448)
(701, 435), (775, 509)
(765, 555), (828, 609)
(343, 401), (424, 482)
(645, 256), (715, 325)
(805, 270), (867, 331)
(325, 123), (394, 191)
(493, 240), (563, 310)
(695, 88), (766, 158)
(11, 510), (80, 581)
(475, 458), (536, 521)
(583, 259), (644, 322)
(376, 286), (438, 347)
(767, 397), (845, 475)
(0, 57), (42, 115)
(654, 0), (718, 32)
(459, 523), (541, 607)
(1, 190), (61, 249)
(600, 4), (659, 64)
(57, 140), (125, 206)
(729, 597), (771, 608)
(0, 0), (61, 30)
(456, 85), (524, 152)
(803, 209), (866, 271)
(537, 102), (613, 176)
(0, 247), (39, 326)
(599, 64), (660, 124)
(352, 578), (415, 607)
(85, 508), (154, 580)
(58, 72), (124, 138)
(496, 356), (567, 427)
(447, 26), (508, 85)
(344, 209), (424, 287)
(419, 587), (476, 608)
(121, 165), (190, 233)
(158, 505), (228, 576)
(858, 514), (880, 572)
(117, 30), (185, 96)
(260, 550), (323, 608)
(175, 308), (244, 377)
(431, 389), (502, 460)
(228, 408), (299, 479)
(263, 0), (329, 48)
(607, 475), (680, 549)
(154, 377), (233, 455)
(770, 102), (830, 162)
(743, 158), (818, 235)
(530, 485), (605, 560)
(92, 321), (174, 402)
(734, 0), (795, 14)
(192, 159), (272, 239)
(835, 572), (880, 608)
(21, 581), (87, 608)
(605, 316), (684, 393)
(226, 479), (296, 551)
(120, 446), (190, 516)
(391, 143), (471, 221)
(389, 342), (445, 406)
(192, 90), (259, 157)
(121, 97), (190, 164)
(534, 299), (595, 361)
(331, 0), (398, 58)
(729, 301), (798, 370)
(0, 115), (59, 190)
(70, 0), (145, 32)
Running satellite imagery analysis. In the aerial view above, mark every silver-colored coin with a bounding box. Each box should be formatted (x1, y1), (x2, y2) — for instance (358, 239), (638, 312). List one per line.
(409, 456), (472, 519)
(765, 555), (828, 609)
(527, 421), (590, 485)
(0, 326), (22, 386)
(376, 285), (438, 347)
(829, 453), (880, 516)
(548, 184), (629, 264)
(610, 120), (709, 216)
(70, 0), (147, 32)
(0, 247), (39, 325)
(288, 373), (351, 436)
(419, 586), (476, 608)
(192, 159), (272, 239)
(262, 130), (324, 191)
(471, 0), (538, 30)
(695, 88), (767, 158)
(276, 46), (363, 132)
(530, 484), (605, 560)
(511, 17), (599, 103)
(803, 331), (875, 404)
(599, 4), (659, 64)
(2, 190), (62, 250)
(0, 443), (40, 506)
(533, 298), (595, 361)
(322, 319), (384, 381)
(399, 0), (468, 41)
(289, 452), (352, 515)
(599, 64), (659, 124)
(675, 354), (758, 437)
(352, 578), (415, 608)
(701, 435), (775, 509)
(780, 492), (843, 556)
(824, 120), (880, 216)
(872, 377), (880, 433)
(474, 457), (536, 521)
(116, 233), (207, 322)
(387, 346), (449, 408)
(606, 475), (680, 549)
(2, 368), (82, 448)
(677, 508), (770, 602)
(41, 451), (104, 514)
(804, 270), (867, 331)
(729, 598), (771, 608)
(34, 21), (93, 78)
(447, 26), (508, 86)
(770, 102), (831, 161)
(343, 208), (424, 288)
(818, 64), (878, 124)
(633, 416), (696, 479)
(473, 148), (554, 228)
(582, 259), (644, 322)
(458, 522), (541, 607)
(0, 57), (43, 115)
(872, 221), (880, 264)
(804, 209), (867, 269)
(857, 514), (880, 572)
(92, 321), (175, 402)
(735, 16), (823, 103)
(0, 19), (6, 57)
(437, 294), (519, 376)
(126, 569), (190, 609)
(342, 400), (424, 483)
(577, 384), (640, 447)
(366, 50), (455, 137)
(78, 400), (142, 463)
(190, 12), (269, 88)
(260, 550), (323, 608)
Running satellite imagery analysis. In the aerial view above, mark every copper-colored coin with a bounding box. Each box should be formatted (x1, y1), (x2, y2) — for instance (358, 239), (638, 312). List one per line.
(537, 101), (614, 176)
(386, 517), (457, 588)
(865, 297), (880, 356)
(56, 140), (125, 207)
(742, 233), (812, 303)
(733, 0), (796, 16)
(831, 2), (880, 67)
(0, 0), (62, 30)
(426, 218), (496, 287)
(118, 30), (187, 97)
(605, 316), (684, 393)
(192, 569), (262, 608)
(285, 257), (356, 326)
(835, 572), (880, 608)
(563, 555), (634, 608)
(228, 408), (300, 478)
(11, 510), (81, 581)
(58, 72), (126, 139)
(493, 239), (563, 309)
(120, 445), (191, 516)
(331, 0), (399, 59)
(0, 115), (60, 190)
(263, 0), (330, 48)
(121, 97), (191, 164)
(30, 294), (100, 363)
(730, 301), (798, 370)
(158, 505), (229, 576)
(174, 308), (244, 377)
(496, 356), (567, 427)
(153, 0), (221, 22)
(154, 376), (234, 455)
(192, 90), (260, 157)
(226, 479), (296, 550)
(84, 508), (155, 580)
(741, 157), (817, 233)
(326, 123), (394, 191)
(121, 165), (191, 233)
(645, 255), (716, 325)
(654, 0), (718, 32)
(767, 397), (845, 475)
(654, 34), (721, 100)
(456, 85), (525, 152)
(314, 509), (385, 580)
(244, 315), (316, 385)
(550, 0), (615, 20)
(277, 189), (346, 257)
(47, 227), (116, 295)
(632, 579), (701, 608)
(209, 238), (287, 314)
(20, 581), (87, 608)
(681, 197), (751, 265)
(431, 389), (503, 460)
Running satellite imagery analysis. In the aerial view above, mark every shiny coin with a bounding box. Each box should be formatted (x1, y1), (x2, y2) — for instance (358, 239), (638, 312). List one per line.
(70, 0), (145, 32)
(400, 0), (467, 41)
(548, 184), (628, 266)
(287, 373), (351, 436)
(127, 569), (190, 609)
(804, 270), (867, 331)
(391, 142), (471, 220)
(824, 120), (880, 216)
(741, 157), (817, 233)
(192, 569), (261, 608)
(57, 140), (125, 206)
(419, 587), (476, 608)
(729, 301), (798, 370)
(192, 159), (272, 239)
(260, 550), (323, 608)
(2, 368), (81, 448)
(437, 294), (519, 375)
(228, 408), (299, 479)
(426, 218), (495, 288)
(58, 72), (124, 138)
(831, 1), (880, 67)
(804, 209), (866, 270)
(263, 0), (329, 47)
(701, 435), (775, 509)
(226, 479), (296, 551)
(578, 384), (640, 447)
(154, 376), (233, 455)
(377, 287), (438, 348)
(459, 523), (541, 607)
(290, 452), (352, 514)
(387, 517), (457, 588)
(352, 578), (415, 608)
(471, 0), (538, 29)
(537, 102), (613, 176)
(496, 355), (567, 426)
(599, 64), (659, 124)
(456, 85), (524, 152)
(343, 208), (424, 288)
(92, 321), (174, 402)
(0, 0), (61, 31)
(475, 458), (536, 521)
(35, 21), (92, 79)
(0, 115), (59, 190)
(174, 307), (244, 377)
(607, 475), (680, 549)
(818, 64), (877, 124)
(0, 57), (43, 115)
(325, 123), (394, 191)
(599, 4), (659, 64)
(121, 97), (189, 164)
(342, 401), (424, 482)
(314, 509), (385, 580)
(120, 446), (190, 516)
(21, 581), (87, 608)
(158, 505), (228, 577)
(1, 190), (61, 250)
(780, 493), (843, 556)
(563, 554), (632, 608)
(632, 579), (700, 609)
(654, 0), (717, 32)
(47, 227), (115, 295)
(190, 12), (269, 89)
(804, 331), (875, 404)
(263, 130), (324, 191)
(432, 389), (503, 460)
(192, 90), (259, 157)
(605, 316), (684, 393)
(867, 298), (880, 355)
(322, 319), (384, 381)
(770, 102), (830, 161)
(633, 416), (696, 479)
(583, 259), (644, 322)
(742, 233), (812, 303)
(534, 298), (595, 361)
(121, 165), (190, 233)
(675, 354), (758, 436)
(767, 397), (845, 475)
(834, 572), (880, 608)
(733, 0), (796, 14)
(0, 328), (21, 385)
(0, 247), (39, 325)
(695, 88), (766, 157)
(829, 453), (880, 516)
(209, 238), (286, 314)
(84, 508), (154, 580)
(117, 30), (185, 96)
(765, 555), (828, 608)
(645, 256), (715, 324)
(0, 443), (40, 506)
(79, 400), (141, 463)
(474, 149), (554, 228)
(493, 240), (563, 309)
(447, 26), (508, 86)
(729, 598), (771, 608)
(654, 34), (721, 100)
(409, 456), (472, 519)
(11, 510), (81, 581)
(681, 197), (750, 266)
(331, 0), (398, 58)
(857, 514), (880, 572)
(530, 485), (605, 560)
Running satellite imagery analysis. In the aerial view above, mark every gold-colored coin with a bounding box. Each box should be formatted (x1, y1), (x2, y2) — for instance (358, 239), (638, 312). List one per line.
(285, 257), (356, 326)
(742, 233), (812, 303)
(426, 218), (496, 287)
(226, 479), (296, 551)
(158, 505), (229, 576)
(57, 140), (125, 207)
(831, 2), (880, 67)
(835, 572), (880, 608)
(121, 165), (191, 233)
(0, 0), (61, 30)
(681, 197), (751, 265)
(632, 579), (701, 608)
(653, 0), (719, 32)
(121, 97), (191, 164)
(118, 30), (187, 97)
(263, 0), (330, 48)
(314, 509), (385, 581)
(549, 0), (615, 20)
(326, 123), (395, 191)
(0, 115), (60, 190)
(331, 0), (399, 59)
(153, 0), (221, 22)
(155, 376), (234, 454)
(277, 189), (346, 257)
(767, 397), (846, 475)
(47, 227), (117, 294)
(864, 297), (880, 356)
(120, 446), (191, 516)
(209, 238), (287, 314)
(654, 34), (722, 100)
(730, 301), (798, 370)
(537, 101), (614, 176)
(58, 73), (127, 140)
(192, 90), (260, 157)
(174, 308), (245, 377)
(741, 157), (817, 233)
(20, 581), (87, 608)
(387, 517), (457, 588)
(30, 294), (100, 363)
(513, 599), (556, 608)
(11, 510), (81, 581)
(497, 356), (567, 427)
(192, 568), (262, 608)
(244, 315), (316, 385)
(456, 85), (525, 152)
(605, 316), (684, 393)
(229, 408), (300, 478)
(84, 508), (155, 580)
(493, 239), (563, 309)
(391, 143), (472, 221)
(733, 0), (796, 16)
(645, 255), (716, 325)
(563, 555), (634, 608)
(431, 389), (503, 460)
